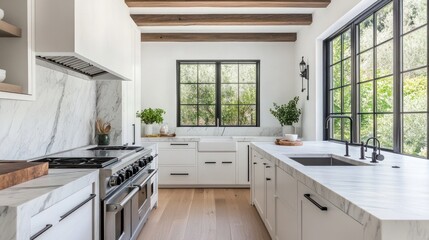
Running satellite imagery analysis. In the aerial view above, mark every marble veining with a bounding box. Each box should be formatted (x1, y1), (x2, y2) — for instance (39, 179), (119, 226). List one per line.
(96, 80), (122, 145)
(141, 135), (279, 142)
(0, 64), (96, 160)
(251, 141), (429, 240)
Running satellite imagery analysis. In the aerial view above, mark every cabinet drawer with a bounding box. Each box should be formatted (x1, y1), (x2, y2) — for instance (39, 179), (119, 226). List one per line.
(30, 185), (95, 239)
(158, 149), (196, 165)
(276, 166), (297, 208)
(158, 166), (197, 185)
(198, 153), (236, 185)
(158, 142), (196, 149)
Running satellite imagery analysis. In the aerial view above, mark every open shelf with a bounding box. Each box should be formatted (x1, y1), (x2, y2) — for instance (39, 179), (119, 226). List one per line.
(0, 82), (23, 94)
(0, 20), (21, 37)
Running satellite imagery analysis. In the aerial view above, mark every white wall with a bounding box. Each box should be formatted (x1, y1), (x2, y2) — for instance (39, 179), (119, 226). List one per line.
(294, 0), (378, 140)
(141, 42), (297, 135)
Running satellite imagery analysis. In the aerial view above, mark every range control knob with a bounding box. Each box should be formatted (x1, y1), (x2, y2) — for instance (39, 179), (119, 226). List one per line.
(117, 173), (125, 183)
(125, 168), (133, 179)
(148, 156), (154, 161)
(138, 159), (146, 168)
(109, 175), (122, 187)
(132, 165), (140, 174)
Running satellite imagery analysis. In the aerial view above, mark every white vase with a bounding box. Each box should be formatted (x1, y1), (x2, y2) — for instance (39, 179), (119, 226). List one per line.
(145, 124), (153, 135)
(282, 125), (295, 135)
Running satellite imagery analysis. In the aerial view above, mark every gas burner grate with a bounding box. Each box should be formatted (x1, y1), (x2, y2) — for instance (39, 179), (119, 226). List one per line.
(34, 157), (118, 168)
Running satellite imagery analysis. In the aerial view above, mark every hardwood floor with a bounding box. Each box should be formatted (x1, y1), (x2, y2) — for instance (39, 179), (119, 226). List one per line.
(137, 188), (271, 240)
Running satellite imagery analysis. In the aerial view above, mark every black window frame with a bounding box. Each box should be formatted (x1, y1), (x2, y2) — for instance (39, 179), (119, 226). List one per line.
(324, 0), (429, 159)
(177, 60), (261, 127)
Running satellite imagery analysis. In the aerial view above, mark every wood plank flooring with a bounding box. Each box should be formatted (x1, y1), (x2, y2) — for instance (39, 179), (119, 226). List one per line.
(137, 188), (271, 240)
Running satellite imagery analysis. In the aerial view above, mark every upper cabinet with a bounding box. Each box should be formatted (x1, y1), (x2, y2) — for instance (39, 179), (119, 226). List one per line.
(35, 0), (135, 81)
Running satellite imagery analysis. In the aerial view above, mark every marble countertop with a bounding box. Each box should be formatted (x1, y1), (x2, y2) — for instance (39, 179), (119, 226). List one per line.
(141, 136), (279, 142)
(251, 141), (429, 222)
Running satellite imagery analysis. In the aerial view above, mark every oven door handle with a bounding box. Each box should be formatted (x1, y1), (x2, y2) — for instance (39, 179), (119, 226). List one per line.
(106, 186), (140, 212)
(135, 169), (158, 189)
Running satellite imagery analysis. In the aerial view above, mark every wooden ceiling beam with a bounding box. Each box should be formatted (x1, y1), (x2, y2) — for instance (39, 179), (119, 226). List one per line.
(132, 14), (312, 26)
(141, 33), (297, 42)
(126, 0), (330, 8)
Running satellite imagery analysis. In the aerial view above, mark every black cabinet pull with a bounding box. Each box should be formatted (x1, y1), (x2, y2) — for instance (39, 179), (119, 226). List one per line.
(170, 143), (189, 146)
(266, 178), (271, 181)
(132, 124), (136, 145)
(253, 162), (257, 165)
(247, 145), (250, 182)
(60, 194), (96, 221)
(263, 163), (267, 165)
(222, 161), (233, 164)
(266, 166), (271, 168)
(304, 194), (328, 211)
(170, 173), (189, 176)
(205, 162), (216, 164)
(30, 224), (53, 240)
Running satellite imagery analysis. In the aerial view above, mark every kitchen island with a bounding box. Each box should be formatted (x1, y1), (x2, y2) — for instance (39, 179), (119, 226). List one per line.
(251, 141), (429, 240)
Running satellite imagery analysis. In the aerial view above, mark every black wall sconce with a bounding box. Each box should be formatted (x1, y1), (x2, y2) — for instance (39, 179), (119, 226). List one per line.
(299, 56), (309, 100)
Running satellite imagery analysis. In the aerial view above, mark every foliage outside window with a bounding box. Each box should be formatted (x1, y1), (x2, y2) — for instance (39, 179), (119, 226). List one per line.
(178, 61), (259, 127)
(325, 0), (428, 158)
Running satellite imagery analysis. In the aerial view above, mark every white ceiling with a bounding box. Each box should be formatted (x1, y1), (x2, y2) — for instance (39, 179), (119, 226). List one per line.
(131, 7), (317, 34)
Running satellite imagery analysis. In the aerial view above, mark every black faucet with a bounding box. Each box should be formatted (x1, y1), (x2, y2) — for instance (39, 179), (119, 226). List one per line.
(325, 114), (364, 158)
(364, 137), (385, 163)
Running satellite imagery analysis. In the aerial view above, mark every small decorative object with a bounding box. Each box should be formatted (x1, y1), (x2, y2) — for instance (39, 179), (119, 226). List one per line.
(160, 123), (169, 134)
(0, 9), (4, 20)
(299, 56), (310, 100)
(284, 134), (298, 142)
(0, 69), (6, 83)
(270, 97), (302, 135)
(136, 108), (166, 136)
(96, 119), (111, 145)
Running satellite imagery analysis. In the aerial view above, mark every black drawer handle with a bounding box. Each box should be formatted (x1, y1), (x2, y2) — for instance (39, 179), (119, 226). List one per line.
(205, 162), (216, 164)
(170, 173), (189, 176)
(170, 143), (189, 146)
(263, 163), (267, 165)
(222, 161), (233, 164)
(30, 224), (53, 240)
(304, 194), (328, 211)
(266, 178), (271, 181)
(266, 166), (271, 168)
(253, 162), (257, 165)
(60, 194), (96, 221)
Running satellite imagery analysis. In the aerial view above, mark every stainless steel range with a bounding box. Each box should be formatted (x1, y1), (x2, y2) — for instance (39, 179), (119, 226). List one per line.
(34, 145), (159, 240)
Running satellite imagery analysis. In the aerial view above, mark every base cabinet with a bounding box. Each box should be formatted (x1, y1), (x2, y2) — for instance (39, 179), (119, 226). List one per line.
(198, 152), (236, 184)
(298, 182), (364, 240)
(253, 152), (266, 217)
(265, 161), (276, 238)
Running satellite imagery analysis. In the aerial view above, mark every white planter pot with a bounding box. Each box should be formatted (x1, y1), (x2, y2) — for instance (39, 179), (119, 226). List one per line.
(145, 124), (153, 135)
(282, 125), (295, 135)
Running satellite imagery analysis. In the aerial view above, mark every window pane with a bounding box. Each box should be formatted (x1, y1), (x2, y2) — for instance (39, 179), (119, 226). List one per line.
(359, 50), (374, 82)
(376, 2), (393, 44)
(198, 64), (216, 83)
(377, 114), (393, 149)
(180, 84), (197, 104)
(403, 69), (428, 112)
(377, 76), (393, 112)
(332, 118), (342, 140)
(198, 84), (216, 104)
(221, 84), (238, 104)
(221, 64), (238, 83)
(343, 58), (351, 85)
(344, 117), (351, 141)
(403, 0), (427, 33)
(343, 30), (352, 59)
(359, 16), (374, 52)
(181, 105), (197, 125)
(239, 64), (257, 83)
(332, 63), (342, 88)
(344, 86), (352, 113)
(180, 64), (198, 83)
(403, 114), (427, 157)
(333, 89), (342, 113)
(376, 40), (393, 77)
(332, 36), (342, 64)
(239, 105), (257, 126)
(360, 114), (374, 142)
(222, 105), (238, 125)
(360, 81), (373, 113)
(403, 27), (427, 71)
(239, 84), (256, 104)
(198, 105), (216, 125)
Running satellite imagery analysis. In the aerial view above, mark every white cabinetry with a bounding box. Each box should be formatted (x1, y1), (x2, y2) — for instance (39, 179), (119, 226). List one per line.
(265, 161), (276, 238)
(298, 182), (363, 240)
(252, 151), (267, 217)
(237, 142), (251, 185)
(276, 167), (298, 240)
(198, 152), (236, 185)
(29, 184), (98, 240)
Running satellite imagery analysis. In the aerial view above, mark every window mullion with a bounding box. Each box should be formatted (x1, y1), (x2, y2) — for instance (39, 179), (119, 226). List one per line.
(216, 62), (221, 126)
(351, 24), (358, 143)
(393, 0), (401, 153)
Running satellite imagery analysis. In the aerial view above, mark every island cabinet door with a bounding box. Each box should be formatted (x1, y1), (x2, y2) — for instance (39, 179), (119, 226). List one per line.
(253, 153), (266, 218)
(265, 161), (276, 238)
(298, 182), (364, 240)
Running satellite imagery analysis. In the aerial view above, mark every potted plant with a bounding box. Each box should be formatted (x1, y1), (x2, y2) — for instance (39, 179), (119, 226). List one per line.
(270, 96), (302, 135)
(136, 108), (166, 135)
(96, 119), (111, 145)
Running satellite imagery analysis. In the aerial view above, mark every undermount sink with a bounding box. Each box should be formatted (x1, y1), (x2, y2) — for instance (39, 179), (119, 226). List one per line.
(288, 156), (369, 166)
(198, 137), (237, 152)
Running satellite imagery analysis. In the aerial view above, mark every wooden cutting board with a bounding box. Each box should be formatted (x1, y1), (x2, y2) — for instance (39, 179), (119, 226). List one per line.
(0, 162), (49, 190)
(275, 139), (304, 146)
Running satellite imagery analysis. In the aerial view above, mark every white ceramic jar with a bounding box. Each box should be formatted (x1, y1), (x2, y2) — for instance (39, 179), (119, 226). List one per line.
(0, 69), (6, 83)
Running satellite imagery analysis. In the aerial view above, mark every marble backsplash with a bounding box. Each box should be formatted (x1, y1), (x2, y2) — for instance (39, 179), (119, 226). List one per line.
(0, 64), (96, 160)
(154, 126), (284, 137)
(96, 80), (122, 145)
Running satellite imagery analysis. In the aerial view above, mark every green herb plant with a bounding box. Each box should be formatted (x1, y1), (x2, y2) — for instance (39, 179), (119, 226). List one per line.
(136, 108), (166, 125)
(270, 97), (302, 126)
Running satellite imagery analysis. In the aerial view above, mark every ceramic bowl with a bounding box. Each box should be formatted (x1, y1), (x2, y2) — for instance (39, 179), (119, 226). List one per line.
(284, 134), (298, 142)
(0, 9), (4, 20)
(0, 69), (6, 83)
